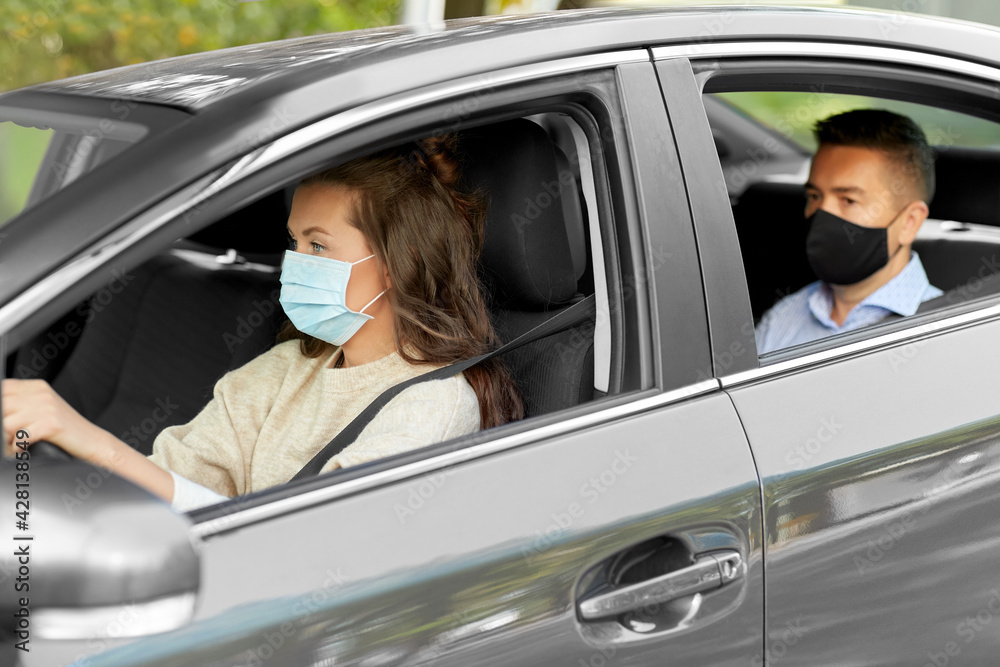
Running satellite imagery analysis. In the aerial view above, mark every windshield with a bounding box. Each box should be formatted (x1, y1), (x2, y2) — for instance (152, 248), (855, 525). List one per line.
(0, 106), (148, 227)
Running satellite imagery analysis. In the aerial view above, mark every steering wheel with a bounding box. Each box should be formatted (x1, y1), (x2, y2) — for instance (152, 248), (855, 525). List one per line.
(29, 441), (72, 461)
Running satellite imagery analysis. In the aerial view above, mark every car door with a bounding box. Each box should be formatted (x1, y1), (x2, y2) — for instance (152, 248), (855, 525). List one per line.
(661, 39), (1000, 665)
(2, 53), (763, 666)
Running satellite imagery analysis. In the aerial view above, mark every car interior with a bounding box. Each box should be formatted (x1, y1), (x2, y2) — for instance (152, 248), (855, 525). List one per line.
(705, 92), (1000, 331)
(4, 113), (606, 480)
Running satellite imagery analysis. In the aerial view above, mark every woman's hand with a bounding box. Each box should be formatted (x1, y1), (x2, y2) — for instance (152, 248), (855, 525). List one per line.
(2, 379), (101, 459)
(2, 378), (176, 503)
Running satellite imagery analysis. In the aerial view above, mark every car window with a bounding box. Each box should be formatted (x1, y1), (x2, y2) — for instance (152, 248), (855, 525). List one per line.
(2, 105), (626, 513)
(0, 106), (148, 227)
(0, 121), (53, 226)
(705, 89), (1000, 357)
(716, 91), (1000, 151)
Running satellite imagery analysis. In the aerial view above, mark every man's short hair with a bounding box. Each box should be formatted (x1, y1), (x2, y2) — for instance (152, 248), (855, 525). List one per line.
(814, 109), (935, 203)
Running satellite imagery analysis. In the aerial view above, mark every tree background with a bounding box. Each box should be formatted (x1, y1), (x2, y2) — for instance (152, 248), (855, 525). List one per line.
(1, 0), (399, 93)
(0, 0), (399, 223)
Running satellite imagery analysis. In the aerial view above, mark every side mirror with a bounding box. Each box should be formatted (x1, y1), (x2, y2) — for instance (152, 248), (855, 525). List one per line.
(0, 453), (200, 643)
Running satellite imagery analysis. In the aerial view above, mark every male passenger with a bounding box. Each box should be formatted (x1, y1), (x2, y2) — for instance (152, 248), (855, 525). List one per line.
(755, 109), (942, 353)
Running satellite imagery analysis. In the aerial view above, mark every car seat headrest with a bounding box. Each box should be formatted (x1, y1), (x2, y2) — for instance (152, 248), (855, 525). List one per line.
(459, 119), (581, 310)
(930, 147), (1000, 227)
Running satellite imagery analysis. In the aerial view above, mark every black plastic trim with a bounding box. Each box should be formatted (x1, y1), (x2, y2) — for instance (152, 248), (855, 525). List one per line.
(655, 57), (757, 380)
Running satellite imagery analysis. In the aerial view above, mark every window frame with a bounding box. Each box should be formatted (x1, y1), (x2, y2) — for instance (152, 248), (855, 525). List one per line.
(1, 52), (715, 535)
(655, 41), (1000, 387)
(189, 60), (693, 532)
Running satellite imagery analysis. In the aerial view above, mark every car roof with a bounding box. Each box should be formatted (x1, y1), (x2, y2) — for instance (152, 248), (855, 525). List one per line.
(15, 5), (1000, 112)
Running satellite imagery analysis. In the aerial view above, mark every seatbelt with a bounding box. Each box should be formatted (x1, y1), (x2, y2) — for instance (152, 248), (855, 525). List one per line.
(289, 294), (597, 480)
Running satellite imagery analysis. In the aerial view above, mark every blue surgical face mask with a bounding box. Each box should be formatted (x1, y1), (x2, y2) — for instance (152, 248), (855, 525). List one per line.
(279, 250), (385, 346)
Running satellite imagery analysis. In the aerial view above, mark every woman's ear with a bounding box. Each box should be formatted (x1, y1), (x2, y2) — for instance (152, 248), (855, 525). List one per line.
(381, 260), (392, 290)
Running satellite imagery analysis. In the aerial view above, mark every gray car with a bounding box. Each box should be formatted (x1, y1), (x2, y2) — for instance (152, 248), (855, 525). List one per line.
(3, 5), (1000, 665)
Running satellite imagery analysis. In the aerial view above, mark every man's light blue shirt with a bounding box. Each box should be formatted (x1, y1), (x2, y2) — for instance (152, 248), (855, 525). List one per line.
(755, 252), (943, 354)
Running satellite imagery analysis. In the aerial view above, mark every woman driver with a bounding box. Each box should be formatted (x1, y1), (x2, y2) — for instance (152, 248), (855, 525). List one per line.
(1, 135), (523, 510)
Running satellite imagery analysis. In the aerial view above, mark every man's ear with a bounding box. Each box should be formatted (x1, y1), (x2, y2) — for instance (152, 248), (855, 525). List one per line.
(899, 200), (929, 245)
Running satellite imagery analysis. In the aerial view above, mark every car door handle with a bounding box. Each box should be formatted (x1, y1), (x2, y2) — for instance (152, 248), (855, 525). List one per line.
(577, 550), (743, 621)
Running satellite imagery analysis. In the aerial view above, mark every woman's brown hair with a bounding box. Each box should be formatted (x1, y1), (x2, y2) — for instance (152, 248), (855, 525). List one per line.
(278, 134), (524, 428)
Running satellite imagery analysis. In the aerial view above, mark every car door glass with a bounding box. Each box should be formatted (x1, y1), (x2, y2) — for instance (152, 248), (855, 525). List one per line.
(716, 91), (1000, 150)
(2, 109), (621, 513)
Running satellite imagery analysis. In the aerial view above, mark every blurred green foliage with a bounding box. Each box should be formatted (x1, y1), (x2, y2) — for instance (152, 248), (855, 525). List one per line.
(0, 0), (400, 93)
(0, 0), (398, 225)
(0, 123), (51, 224)
(715, 91), (1000, 150)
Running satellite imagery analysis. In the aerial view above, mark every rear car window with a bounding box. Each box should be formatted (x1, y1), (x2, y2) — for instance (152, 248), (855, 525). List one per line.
(709, 88), (1000, 357)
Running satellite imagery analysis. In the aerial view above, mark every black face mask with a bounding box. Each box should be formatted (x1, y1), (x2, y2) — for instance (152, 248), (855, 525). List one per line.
(805, 208), (906, 285)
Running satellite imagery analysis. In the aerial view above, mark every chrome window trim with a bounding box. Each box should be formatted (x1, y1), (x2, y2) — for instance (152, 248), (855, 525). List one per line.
(0, 49), (648, 337)
(224, 49), (650, 187)
(190, 379), (720, 539)
(651, 41), (1000, 85)
(721, 301), (1000, 388)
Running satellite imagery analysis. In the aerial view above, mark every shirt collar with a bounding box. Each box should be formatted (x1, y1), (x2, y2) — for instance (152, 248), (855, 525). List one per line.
(805, 251), (932, 328)
(806, 282), (837, 329)
(859, 251), (931, 317)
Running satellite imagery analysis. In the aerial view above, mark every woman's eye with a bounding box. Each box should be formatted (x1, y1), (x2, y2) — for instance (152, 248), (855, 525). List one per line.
(311, 241), (326, 253)
(287, 236), (297, 250)
(843, 198), (856, 206)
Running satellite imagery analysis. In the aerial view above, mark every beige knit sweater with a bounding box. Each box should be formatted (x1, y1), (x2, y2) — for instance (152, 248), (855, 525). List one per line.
(148, 340), (480, 499)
